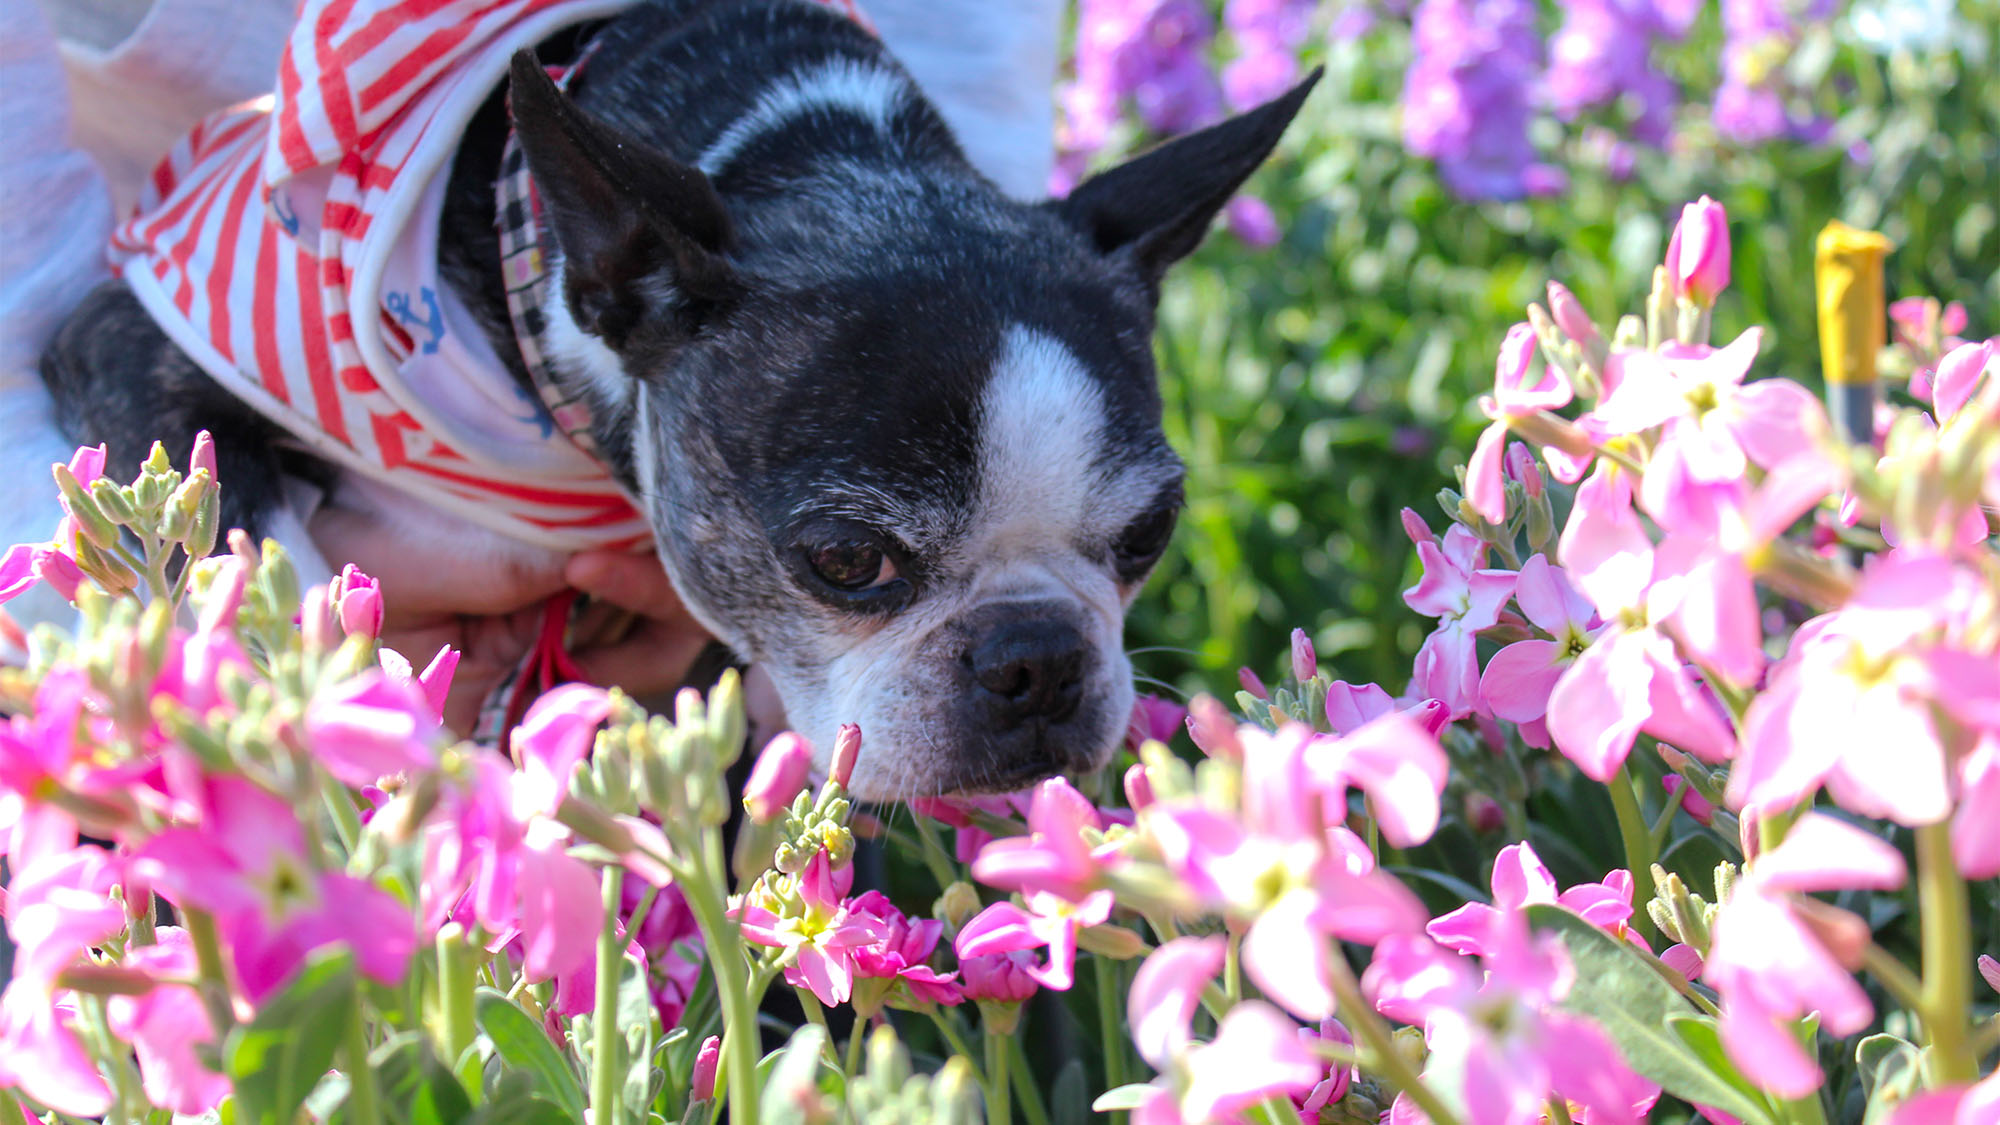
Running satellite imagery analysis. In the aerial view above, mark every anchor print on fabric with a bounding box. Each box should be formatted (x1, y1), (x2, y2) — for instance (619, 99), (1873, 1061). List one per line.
(384, 287), (446, 354)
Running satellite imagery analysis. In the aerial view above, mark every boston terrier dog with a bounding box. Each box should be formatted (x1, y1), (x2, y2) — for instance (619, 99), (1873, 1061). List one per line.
(39, 0), (1317, 800)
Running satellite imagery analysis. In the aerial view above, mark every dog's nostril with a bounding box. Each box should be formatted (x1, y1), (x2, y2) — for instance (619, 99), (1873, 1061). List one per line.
(968, 621), (1088, 720)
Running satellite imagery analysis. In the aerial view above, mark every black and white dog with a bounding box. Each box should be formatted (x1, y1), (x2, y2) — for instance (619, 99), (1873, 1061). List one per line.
(39, 0), (1315, 799)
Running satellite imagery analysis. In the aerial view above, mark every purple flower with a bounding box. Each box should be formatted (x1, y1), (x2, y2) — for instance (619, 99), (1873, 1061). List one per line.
(1059, 0), (1226, 173)
(1400, 0), (1566, 200)
(1546, 0), (1694, 146)
(1715, 0), (1835, 144)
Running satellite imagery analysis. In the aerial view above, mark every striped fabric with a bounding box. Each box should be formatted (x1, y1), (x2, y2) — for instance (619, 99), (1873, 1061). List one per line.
(108, 0), (870, 551)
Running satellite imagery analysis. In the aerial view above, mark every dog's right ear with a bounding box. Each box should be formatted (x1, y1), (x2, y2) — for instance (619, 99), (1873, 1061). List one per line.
(508, 50), (740, 350)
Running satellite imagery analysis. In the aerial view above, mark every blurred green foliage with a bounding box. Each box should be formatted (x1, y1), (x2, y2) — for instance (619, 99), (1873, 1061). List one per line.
(1126, 1), (2000, 698)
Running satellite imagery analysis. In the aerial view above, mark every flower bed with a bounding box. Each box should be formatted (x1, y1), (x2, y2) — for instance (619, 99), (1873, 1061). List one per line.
(1, 193), (1996, 1123)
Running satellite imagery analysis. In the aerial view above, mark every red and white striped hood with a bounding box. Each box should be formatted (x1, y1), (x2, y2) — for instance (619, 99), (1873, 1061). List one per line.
(112, 0), (650, 550)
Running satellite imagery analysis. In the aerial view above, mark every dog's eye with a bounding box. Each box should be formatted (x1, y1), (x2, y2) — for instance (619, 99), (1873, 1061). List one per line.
(807, 540), (898, 591)
(1112, 504), (1179, 581)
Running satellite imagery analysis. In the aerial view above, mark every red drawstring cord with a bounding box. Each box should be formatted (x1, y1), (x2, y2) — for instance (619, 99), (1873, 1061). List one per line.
(500, 588), (592, 742)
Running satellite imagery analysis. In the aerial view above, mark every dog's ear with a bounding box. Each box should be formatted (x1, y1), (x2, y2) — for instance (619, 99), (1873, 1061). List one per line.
(1053, 68), (1320, 284)
(508, 50), (740, 349)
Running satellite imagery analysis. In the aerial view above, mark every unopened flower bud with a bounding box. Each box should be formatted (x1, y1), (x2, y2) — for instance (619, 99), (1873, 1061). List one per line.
(88, 478), (139, 526)
(333, 564), (383, 639)
(1185, 694), (1243, 761)
(706, 669), (747, 768)
(1546, 281), (1599, 345)
(931, 1056), (981, 1122)
(300, 585), (337, 654)
(1979, 954), (2000, 996)
(1463, 791), (1504, 834)
(743, 732), (812, 822)
(190, 430), (217, 478)
(690, 1034), (720, 1102)
(830, 722), (861, 789)
(1503, 444), (1544, 498)
(1435, 488), (1463, 524)
(1290, 627), (1317, 683)
(159, 469), (210, 541)
(1662, 775), (1715, 826)
(1399, 507), (1436, 547)
(1237, 666), (1268, 700)
(1123, 762), (1155, 811)
(54, 463), (120, 550)
(68, 443), (108, 487)
(934, 881), (981, 931)
(1665, 196), (1731, 307)
(1075, 923), (1146, 960)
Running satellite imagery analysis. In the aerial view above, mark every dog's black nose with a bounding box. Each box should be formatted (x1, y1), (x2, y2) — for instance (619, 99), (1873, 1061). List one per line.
(968, 620), (1087, 723)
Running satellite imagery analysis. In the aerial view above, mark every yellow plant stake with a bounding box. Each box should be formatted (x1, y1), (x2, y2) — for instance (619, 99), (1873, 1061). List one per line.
(1814, 220), (1894, 445)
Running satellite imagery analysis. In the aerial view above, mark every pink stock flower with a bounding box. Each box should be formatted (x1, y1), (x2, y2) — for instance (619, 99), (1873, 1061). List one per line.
(1126, 693), (1188, 751)
(1290, 627), (1317, 682)
(847, 890), (961, 1008)
(690, 1035), (721, 1102)
(0, 667), (144, 829)
(1705, 813), (1905, 1098)
(1238, 666), (1269, 700)
(1, 845), (125, 992)
(1125, 940), (1324, 1125)
(1663, 195), (1730, 305)
(1366, 918), (1657, 1125)
(736, 850), (890, 1006)
(970, 776), (1108, 903)
(957, 949), (1040, 1004)
(1885, 1071), (2000, 1125)
(1662, 775), (1716, 826)
(1324, 680), (1449, 737)
(1468, 323), (1576, 522)
(304, 668), (442, 788)
(0, 988), (110, 1116)
(1930, 339), (1994, 422)
(511, 683), (614, 817)
(1296, 1017), (1355, 1116)
(1428, 841), (1639, 956)
(379, 645), (460, 721)
(1406, 526), (1518, 717)
(1652, 454), (1842, 687)
(744, 732), (812, 822)
(131, 777), (415, 1003)
(1732, 551), (1985, 825)
(830, 722), (862, 788)
(1129, 937), (1225, 1068)
(1146, 722), (1431, 1020)
(1952, 735), (2000, 879)
(1479, 555), (1600, 724)
(955, 887), (1113, 992)
(1546, 467), (1737, 780)
(104, 928), (229, 1114)
(0, 539), (83, 605)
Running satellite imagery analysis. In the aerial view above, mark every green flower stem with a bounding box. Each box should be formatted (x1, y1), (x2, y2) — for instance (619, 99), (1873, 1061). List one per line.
(344, 989), (380, 1125)
(322, 774), (364, 855)
(1007, 1037), (1052, 1125)
(1916, 822), (1978, 1083)
(1607, 764), (1658, 944)
(1322, 942), (1462, 1125)
(591, 867), (626, 1124)
(1093, 954), (1127, 1104)
(437, 926), (478, 1096)
(673, 838), (764, 1124)
(985, 1030), (1012, 1125)
(1224, 931), (1243, 1003)
(911, 813), (960, 890)
(844, 1011), (868, 1083)
(925, 1011), (987, 1089)
(1545, 1097), (1575, 1125)
(797, 990), (840, 1066)
(1860, 941), (1927, 1015)
(181, 906), (238, 1036)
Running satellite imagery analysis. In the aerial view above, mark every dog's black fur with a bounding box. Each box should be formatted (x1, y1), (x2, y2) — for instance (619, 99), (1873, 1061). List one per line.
(40, 0), (1317, 795)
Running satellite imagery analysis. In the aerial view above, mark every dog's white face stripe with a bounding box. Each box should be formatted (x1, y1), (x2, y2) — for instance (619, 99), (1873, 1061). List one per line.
(699, 58), (912, 175)
(972, 326), (1104, 568)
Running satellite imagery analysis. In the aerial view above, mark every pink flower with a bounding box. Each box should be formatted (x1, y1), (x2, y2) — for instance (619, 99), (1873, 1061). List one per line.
(847, 890), (961, 1007)
(744, 732), (812, 822)
(131, 777), (415, 1003)
(1126, 693), (1188, 751)
(957, 949), (1039, 1004)
(378, 644), (459, 721)
(1662, 775), (1716, 825)
(0, 540), (83, 605)
(511, 683), (614, 818)
(690, 1035), (721, 1102)
(1290, 627), (1317, 682)
(1428, 841), (1638, 956)
(1324, 680), (1449, 737)
(1296, 1018), (1354, 1116)
(1129, 937), (1225, 1068)
(1547, 467), (1737, 780)
(1366, 918), (1656, 1125)
(304, 668), (442, 788)
(1706, 814), (1904, 1098)
(1885, 1071), (2000, 1125)
(736, 850), (890, 1005)
(104, 928), (228, 1114)
(1405, 526), (1518, 717)
(1238, 666), (1268, 700)
(829, 722), (862, 788)
(0, 667), (142, 824)
(1732, 551), (1980, 825)
(1664, 195), (1730, 305)
(0, 988), (110, 1116)
(66, 444), (107, 489)
(1479, 555), (1599, 724)
(1125, 940), (1324, 1125)
(1929, 338), (1994, 422)
(1953, 735), (2000, 879)
(332, 564), (384, 639)
(970, 776), (1107, 903)
(954, 888), (1113, 992)
(1, 845), (125, 993)
(1468, 323), (1575, 522)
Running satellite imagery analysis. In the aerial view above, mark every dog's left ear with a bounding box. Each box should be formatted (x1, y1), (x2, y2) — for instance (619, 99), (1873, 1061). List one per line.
(508, 50), (741, 349)
(1052, 68), (1320, 284)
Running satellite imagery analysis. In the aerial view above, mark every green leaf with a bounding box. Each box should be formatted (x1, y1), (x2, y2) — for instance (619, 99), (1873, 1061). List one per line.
(364, 1032), (475, 1125)
(225, 950), (357, 1125)
(467, 1094), (578, 1125)
(1091, 1083), (1158, 1111)
(1050, 1058), (1090, 1125)
(1666, 1015), (1779, 1119)
(1856, 1033), (1924, 1123)
(1524, 904), (1773, 1124)
(474, 989), (587, 1121)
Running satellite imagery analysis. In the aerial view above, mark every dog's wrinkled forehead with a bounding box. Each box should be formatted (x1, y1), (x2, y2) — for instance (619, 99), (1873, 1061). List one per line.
(698, 267), (1180, 555)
